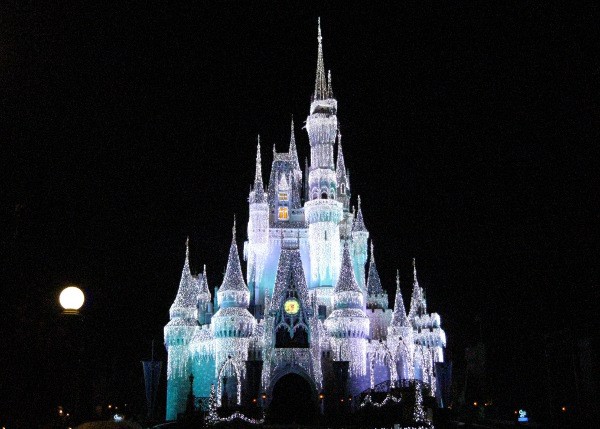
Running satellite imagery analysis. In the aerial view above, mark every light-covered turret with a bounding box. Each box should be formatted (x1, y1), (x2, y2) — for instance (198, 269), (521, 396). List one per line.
(388, 270), (414, 380)
(247, 137), (270, 316)
(325, 242), (369, 377)
(165, 238), (200, 420)
(211, 219), (256, 374)
(351, 196), (369, 291)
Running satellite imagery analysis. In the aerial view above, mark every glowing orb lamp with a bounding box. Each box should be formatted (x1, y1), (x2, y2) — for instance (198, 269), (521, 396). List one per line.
(59, 286), (85, 314)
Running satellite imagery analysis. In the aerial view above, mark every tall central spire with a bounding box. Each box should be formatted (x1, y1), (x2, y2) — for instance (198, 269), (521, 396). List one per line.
(313, 17), (328, 101)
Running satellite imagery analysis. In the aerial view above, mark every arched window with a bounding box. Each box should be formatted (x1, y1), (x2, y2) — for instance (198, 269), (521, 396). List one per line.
(321, 192), (328, 199)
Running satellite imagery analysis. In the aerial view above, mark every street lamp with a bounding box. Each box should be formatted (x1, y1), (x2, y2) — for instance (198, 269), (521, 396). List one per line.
(59, 286), (85, 315)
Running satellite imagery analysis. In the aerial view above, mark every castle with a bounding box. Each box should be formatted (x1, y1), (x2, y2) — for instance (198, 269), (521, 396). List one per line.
(164, 20), (446, 422)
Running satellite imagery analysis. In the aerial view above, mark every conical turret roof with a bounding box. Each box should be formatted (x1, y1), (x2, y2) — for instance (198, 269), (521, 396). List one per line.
(391, 270), (409, 327)
(170, 238), (200, 319)
(353, 196), (367, 232)
(366, 242), (384, 296)
(336, 133), (349, 189)
(408, 258), (427, 319)
(198, 264), (211, 302)
(288, 117), (301, 177)
(220, 219), (248, 293)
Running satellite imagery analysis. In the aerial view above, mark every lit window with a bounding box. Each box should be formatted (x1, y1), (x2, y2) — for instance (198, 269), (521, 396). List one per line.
(278, 192), (288, 201)
(278, 207), (289, 220)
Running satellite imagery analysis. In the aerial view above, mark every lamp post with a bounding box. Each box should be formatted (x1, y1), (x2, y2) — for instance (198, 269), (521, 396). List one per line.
(57, 285), (86, 424)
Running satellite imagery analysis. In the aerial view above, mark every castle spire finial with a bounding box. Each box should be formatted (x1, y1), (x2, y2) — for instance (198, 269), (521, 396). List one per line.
(255, 135), (263, 185)
(232, 215), (237, 241)
(327, 70), (333, 98)
(413, 257), (417, 282)
(314, 17), (327, 101)
(370, 240), (374, 261)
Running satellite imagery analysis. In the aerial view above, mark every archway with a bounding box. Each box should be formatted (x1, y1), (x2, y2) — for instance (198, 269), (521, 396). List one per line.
(268, 373), (318, 425)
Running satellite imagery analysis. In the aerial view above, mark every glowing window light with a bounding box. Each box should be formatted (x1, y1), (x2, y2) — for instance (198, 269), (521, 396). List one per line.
(278, 207), (289, 220)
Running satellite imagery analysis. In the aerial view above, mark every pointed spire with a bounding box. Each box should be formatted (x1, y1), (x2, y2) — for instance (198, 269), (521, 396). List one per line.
(413, 257), (417, 283)
(334, 242), (362, 294)
(251, 136), (266, 203)
(353, 195), (367, 232)
(278, 172), (290, 190)
(408, 258), (427, 319)
(219, 216), (248, 296)
(198, 264), (210, 300)
(391, 269), (408, 326)
(366, 241), (384, 296)
(313, 17), (327, 101)
(327, 70), (333, 98)
(336, 132), (348, 188)
(289, 116), (301, 175)
(254, 135), (263, 185)
(169, 237), (198, 319)
(232, 214), (236, 242)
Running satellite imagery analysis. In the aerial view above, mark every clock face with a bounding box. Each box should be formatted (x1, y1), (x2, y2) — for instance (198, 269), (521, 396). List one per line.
(284, 299), (300, 315)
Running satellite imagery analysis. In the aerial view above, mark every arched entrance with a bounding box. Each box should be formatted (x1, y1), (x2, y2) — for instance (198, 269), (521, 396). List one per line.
(268, 373), (318, 425)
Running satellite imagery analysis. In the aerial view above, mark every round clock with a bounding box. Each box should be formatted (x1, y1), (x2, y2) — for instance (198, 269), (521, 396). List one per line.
(283, 298), (300, 315)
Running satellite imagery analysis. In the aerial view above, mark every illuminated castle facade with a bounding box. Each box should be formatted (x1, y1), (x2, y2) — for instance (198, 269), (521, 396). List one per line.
(164, 21), (446, 421)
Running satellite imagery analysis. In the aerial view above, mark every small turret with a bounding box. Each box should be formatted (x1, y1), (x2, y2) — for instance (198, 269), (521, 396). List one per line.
(324, 242), (369, 376)
(164, 238), (200, 420)
(351, 196), (369, 290)
(211, 218), (256, 373)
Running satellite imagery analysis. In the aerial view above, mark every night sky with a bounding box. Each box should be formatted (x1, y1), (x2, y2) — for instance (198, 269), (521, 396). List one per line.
(2, 1), (599, 425)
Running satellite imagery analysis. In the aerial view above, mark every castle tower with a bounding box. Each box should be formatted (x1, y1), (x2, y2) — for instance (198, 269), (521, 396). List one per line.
(165, 239), (200, 420)
(351, 196), (369, 291)
(247, 137), (270, 316)
(324, 242), (369, 385)
(211, 220), (256, 371)
(305, 19), (343, 294)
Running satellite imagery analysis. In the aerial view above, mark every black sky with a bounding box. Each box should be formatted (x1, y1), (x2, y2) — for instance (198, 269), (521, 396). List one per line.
(1, 1), (599, 424)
